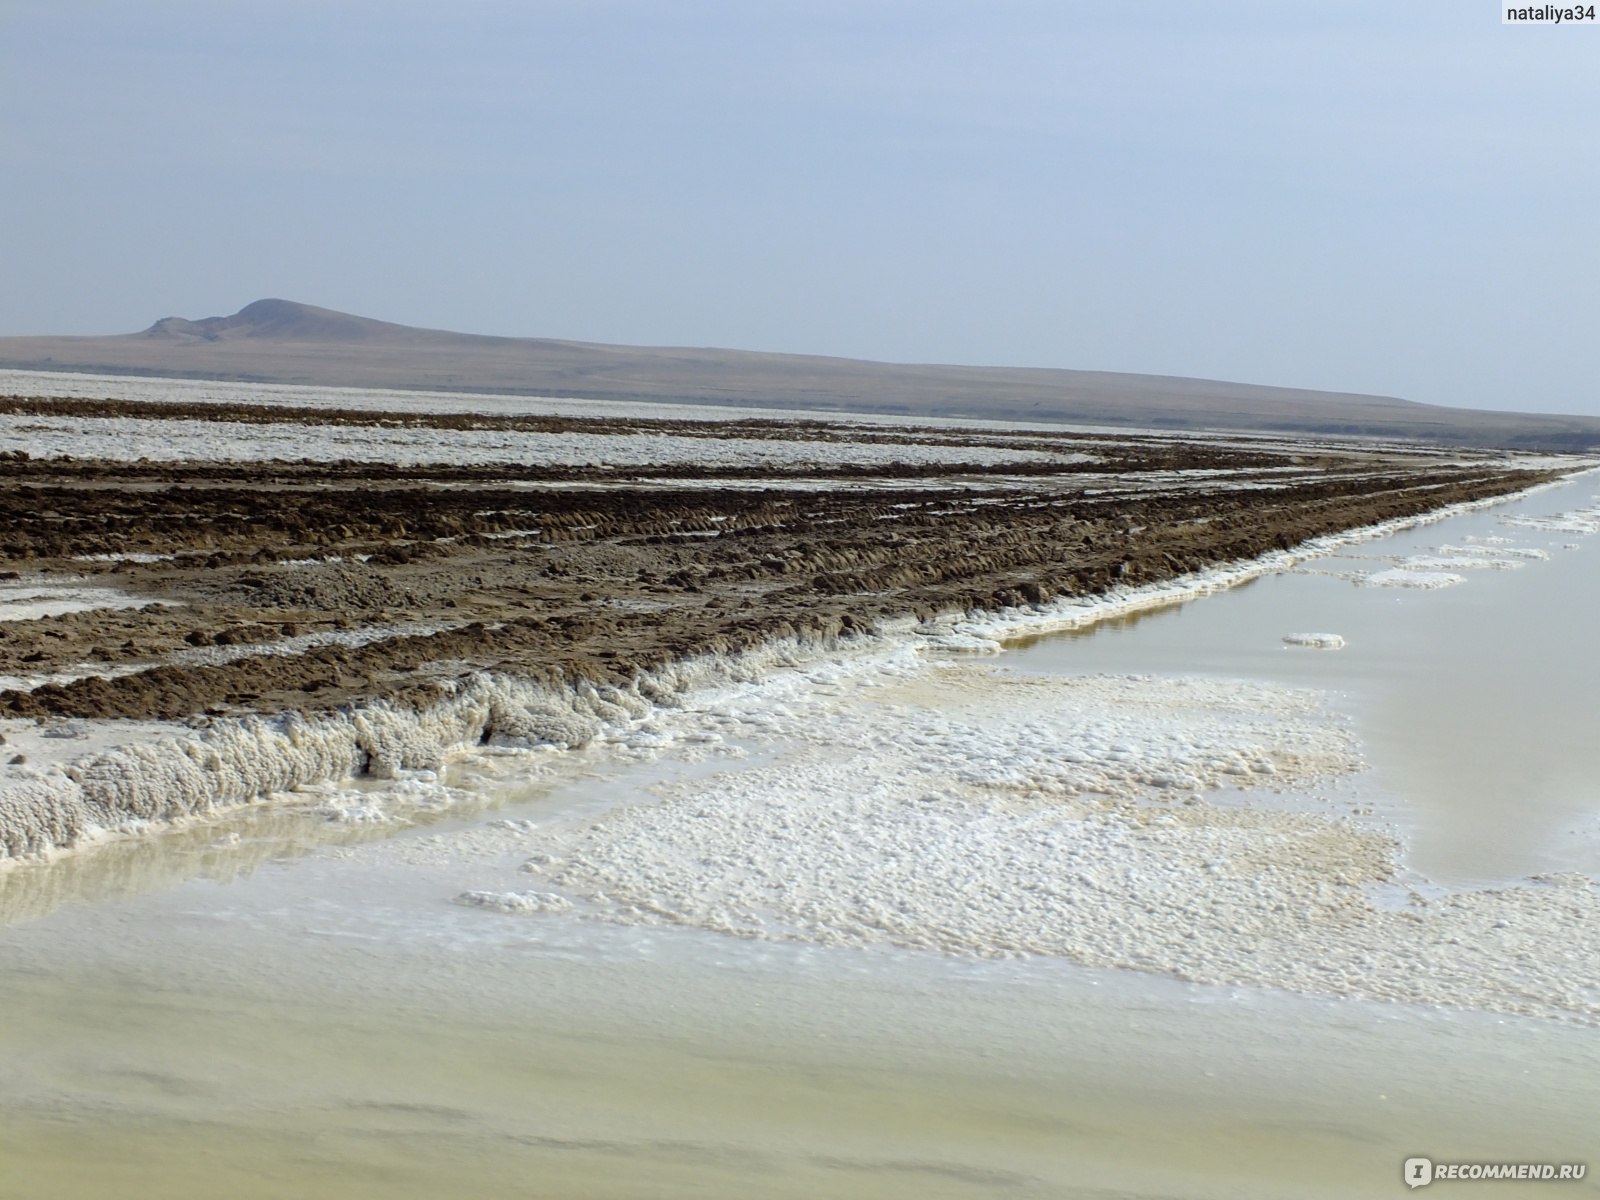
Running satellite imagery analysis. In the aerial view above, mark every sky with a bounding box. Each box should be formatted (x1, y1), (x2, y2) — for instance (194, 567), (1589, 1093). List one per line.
(2, 0), (1596, 415)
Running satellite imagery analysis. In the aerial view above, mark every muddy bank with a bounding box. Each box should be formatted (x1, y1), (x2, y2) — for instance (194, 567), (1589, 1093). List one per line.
(0, 465), (1559, 724)
(0, 397), (1581, 856)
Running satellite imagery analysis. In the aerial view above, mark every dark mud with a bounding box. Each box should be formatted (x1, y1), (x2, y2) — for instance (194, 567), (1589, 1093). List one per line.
(0, 407), (1569, 725)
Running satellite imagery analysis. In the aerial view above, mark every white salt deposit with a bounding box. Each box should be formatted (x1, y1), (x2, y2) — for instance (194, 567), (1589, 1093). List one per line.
(0, 578), (164, 622)
(1358, 568), (1465, 589)
(0, 412), (1070, 471)
(4, 465), (1600, 1029)
(453, 890), (573, 915)
(71, 552), (177, 565)
(0, 625), (912, 861)
(1399, 554), (1526, 572)
(0, 665), (136, 694)
(475, 659), (1600, 1024)
(0, 367), (1478, 452)
(1437, 542), (1548, 560)
(1332, 528), (1563, 593)
(0, 622), (459, 694)
(1282, 633), (1345, 648)
(3, 464), (1586, 864)
(168, 621), (457, 669)
(941, 474), (1594, 649)
(1501, 497), (1600, 535)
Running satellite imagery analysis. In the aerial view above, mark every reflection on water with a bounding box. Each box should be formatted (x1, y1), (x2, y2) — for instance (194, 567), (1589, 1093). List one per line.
(0, 743), (727, 928)
(0, 805), (374, 925)
(0, 770), (534, 926)
(1004, 590), (1198, 647)
(1007, 475), (1600, 885)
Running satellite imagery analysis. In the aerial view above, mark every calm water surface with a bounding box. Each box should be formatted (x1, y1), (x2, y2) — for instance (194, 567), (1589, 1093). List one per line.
(1013, 472), (1600, 885)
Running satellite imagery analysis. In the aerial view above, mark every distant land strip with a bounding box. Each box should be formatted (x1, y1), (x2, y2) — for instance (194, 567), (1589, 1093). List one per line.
(3, 298), (1598, 450)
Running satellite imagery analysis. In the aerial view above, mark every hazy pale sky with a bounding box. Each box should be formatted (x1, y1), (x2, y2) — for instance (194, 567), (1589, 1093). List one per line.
(3, 1), (1596, 414)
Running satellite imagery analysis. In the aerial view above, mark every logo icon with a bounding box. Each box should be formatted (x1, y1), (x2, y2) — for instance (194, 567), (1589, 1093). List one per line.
(1405, 1157), (1435, 1189)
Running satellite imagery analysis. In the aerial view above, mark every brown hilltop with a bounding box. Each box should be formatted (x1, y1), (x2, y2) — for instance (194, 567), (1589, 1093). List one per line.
(142, 298), (403, 343)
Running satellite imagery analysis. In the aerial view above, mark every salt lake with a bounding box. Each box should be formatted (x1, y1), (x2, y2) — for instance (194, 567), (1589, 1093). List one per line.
(2, 472), (1598, 1199)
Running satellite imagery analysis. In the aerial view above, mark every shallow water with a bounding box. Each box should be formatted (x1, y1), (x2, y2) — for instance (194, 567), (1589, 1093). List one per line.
(3, 893), (1596, 1200)
(3, 475), (1599, 1198)
(1011, 472), (1600, 885)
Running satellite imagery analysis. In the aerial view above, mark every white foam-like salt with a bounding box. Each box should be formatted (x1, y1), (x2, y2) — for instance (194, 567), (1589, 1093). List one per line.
(0, 412), (1070, 471)
(1358, 568), (1465, 589)
(0, 622), (460, 694)
(0, 627), (906, 861)
(1399, 554), (1525, 572)
(1436, 543), (1548, 561)
(2, 387), (1597, 1020)
(453, 890), (573, 915)
(1282, 633), (1344, 649)
(71, 553), (178, 565)
(1501, 498), (1600, 535)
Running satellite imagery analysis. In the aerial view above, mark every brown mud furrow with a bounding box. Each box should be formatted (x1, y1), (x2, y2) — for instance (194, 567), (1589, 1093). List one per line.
(0, 428), (1562, 725)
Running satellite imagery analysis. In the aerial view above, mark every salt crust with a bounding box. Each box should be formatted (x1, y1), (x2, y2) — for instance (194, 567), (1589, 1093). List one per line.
(1437, 543), (1549, 561)
(932, 474), (1588, 650)
(0, 412), (1069, 471)
(0, 577), (162, 622)
(453, 890), (572, 915)
(1, 395), (1596, 1018)
(0, 367), (1505, 453)
(71, 552), (176, 565)
(503, 662), (1600, 1023)
(1358, 568), (1465, 590)
(1399, 555), (1525, 572)
(1502, 498), (1600, 535)
(1358, 541), (1552, 582)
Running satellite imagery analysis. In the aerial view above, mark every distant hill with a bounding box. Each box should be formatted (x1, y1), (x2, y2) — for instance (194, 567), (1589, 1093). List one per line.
(2, 298), (1598, 450)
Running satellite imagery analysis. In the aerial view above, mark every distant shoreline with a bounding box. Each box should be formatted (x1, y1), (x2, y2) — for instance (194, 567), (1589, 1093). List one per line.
(4, 299), (1597, 449)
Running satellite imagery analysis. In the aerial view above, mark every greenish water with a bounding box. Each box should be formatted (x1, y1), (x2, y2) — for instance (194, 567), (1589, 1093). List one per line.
(3, 926), (1596, 1200)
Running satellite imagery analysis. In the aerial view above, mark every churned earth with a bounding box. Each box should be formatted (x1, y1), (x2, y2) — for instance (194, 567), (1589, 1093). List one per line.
(0, 390), (1565, 731)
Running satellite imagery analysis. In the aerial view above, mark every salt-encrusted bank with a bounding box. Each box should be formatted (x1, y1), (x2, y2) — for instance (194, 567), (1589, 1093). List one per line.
(3, 470), (1594, 865)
